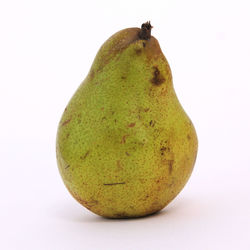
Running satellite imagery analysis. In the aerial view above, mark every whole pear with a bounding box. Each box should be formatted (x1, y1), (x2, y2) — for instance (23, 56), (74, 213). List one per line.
(56, 22), (198, 218)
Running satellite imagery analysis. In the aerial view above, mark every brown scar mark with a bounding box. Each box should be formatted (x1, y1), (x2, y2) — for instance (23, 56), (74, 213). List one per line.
(62, 118), (72, 126)
(149, 120), (155, 127)
(128, 122), (136, 128)
(111, 111), (115, 115)
(151, 66), (165, 85)
(101, 116), (107, 121)
(125, 152), (130, 156)
(116, 160), (123, 171)
(103, 182), (126, 186)
(114, 119), (117, 123)
(65, 133), (70, 139)
(187, 134), (191, 140)
(135, 48), (142, 55)
(144, 108), (150, 112)
(121, 134), (129, 144)
(101, 107), (104, 111)
(167, 160), (174, 174)
(80, 151), (90, 160)
(121, 76), (126, 80)
(65, 165), (70, 169)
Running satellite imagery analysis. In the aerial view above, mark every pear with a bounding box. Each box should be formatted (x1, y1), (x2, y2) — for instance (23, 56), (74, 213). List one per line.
(56, 22), (198, 218)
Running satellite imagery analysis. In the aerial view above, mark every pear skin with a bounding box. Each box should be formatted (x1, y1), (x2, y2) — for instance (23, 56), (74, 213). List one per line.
(56, 22), (198, 218)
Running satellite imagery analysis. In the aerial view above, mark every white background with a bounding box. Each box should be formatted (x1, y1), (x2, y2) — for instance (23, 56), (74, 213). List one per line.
(0, 0), (250, 249)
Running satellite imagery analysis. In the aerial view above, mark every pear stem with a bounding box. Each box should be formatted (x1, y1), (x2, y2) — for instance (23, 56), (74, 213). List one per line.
(138, 21), (152, 40)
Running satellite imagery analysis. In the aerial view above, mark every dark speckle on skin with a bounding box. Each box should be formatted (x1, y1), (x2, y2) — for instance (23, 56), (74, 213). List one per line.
(143, 42), (146, 47)
(160, 146), (167, 155)
(65, 165), (70, 169)
(187, 134), (191, 140)
(151, 66), (165, 85)
(80, 151), (90, 160)
(149, 120), (155, 127)
(121, 76), (126, 80)
(62, 118), (72, 126)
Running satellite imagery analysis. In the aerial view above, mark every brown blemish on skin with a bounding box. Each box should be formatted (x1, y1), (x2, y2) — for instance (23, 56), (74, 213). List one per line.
(151, 66), (165, 85)
(143, 42), (146, 47)
(144, 108), (150, 112)
(167, 160), (174, 174)
(80, 151), (90, 160)
(187, 134), (191, 140)
(65, 165), (70, 169)
(62, 118), (72, 126)
(121, 76), (126, 80)
(89, 70), (95, 80)
(78, 198), (98, 209)
(65, 133), (70, 139)
(135, 48), (142, 55)
(116, 160), (123, 171)
(103, 182), (126, 186)
(121, 134), (129, 144)
(101, 116), (107, 121)
(128, 122), (136, 128)
(125, 152), (130, 156)
(160, 87), (168, 96)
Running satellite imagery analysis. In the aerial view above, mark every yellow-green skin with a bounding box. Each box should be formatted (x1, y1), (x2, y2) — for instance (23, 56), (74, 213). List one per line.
(56, 27), (198, 218)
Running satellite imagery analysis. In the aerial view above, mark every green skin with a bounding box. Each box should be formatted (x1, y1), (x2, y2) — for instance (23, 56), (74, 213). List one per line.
(56, 27), (198, 218)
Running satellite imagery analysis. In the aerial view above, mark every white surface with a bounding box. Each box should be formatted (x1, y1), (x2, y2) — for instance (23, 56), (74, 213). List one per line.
(0, 0), (250, 249)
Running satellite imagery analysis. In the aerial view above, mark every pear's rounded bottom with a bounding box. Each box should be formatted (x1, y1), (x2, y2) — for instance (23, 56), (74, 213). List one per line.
(100, 209), (162, 219)
(81, 200), (172, 219)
